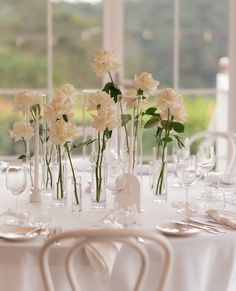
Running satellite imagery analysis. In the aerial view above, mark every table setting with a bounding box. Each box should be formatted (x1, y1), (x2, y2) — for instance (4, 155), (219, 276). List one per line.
(0, 49), (236, 291)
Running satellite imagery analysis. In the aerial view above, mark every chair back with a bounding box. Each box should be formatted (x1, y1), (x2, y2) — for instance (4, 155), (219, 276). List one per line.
(39, 228), (173, 291)
(189, 130), (236, 172)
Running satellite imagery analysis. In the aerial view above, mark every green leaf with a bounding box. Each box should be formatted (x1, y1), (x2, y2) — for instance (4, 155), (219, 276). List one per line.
(137, 88), (143, 95)
(102, 82), (122, 103)
(104, 128), (112, 139)
(101, 141), (107, 152)
(144, 116), (160, 128)
(161, 136), (172, 143)
(18, 154), (26, 161)
(62, 114), (69, 122)
(121, 114), (131, 126)
(145, 107), (157, 115)
(161, 120), (171, 130)
(172, 122), (184, 133)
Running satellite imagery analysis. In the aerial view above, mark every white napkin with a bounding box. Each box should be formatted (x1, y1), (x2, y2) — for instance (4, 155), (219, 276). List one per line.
(205, 209), (236, 229)
(84, 241), (121, 284)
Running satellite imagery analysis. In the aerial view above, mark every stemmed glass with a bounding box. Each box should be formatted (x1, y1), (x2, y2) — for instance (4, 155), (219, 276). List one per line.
(5, 163), (27, 222)
(176, 156), (197, 218)
(196, 144), (215, 199)
(172, 137), (190, 188)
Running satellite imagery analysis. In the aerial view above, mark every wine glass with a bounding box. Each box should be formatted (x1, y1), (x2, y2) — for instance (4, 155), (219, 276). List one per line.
(176, 156), (197, 218)
(5, 163), (27, 222)
(196, 144), (215, 198)
(172, 137), (190, 188)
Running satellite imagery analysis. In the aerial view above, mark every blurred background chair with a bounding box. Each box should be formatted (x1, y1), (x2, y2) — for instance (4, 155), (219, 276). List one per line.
(188, 130), (236, 173)
(39, 228), (173, 291)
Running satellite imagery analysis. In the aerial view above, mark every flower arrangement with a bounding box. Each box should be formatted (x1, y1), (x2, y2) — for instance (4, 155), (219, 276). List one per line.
(10, 89), (43, 185)
(44, 83), (81, 203)
(123, 72), (159, 172)
(90, 50), (121, 205)
(144, 87), (187, 196)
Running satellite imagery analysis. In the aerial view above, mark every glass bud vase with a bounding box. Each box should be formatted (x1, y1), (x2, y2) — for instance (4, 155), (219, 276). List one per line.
(91, 153), (107, 209)
(52, 146), (67, 206)
(152, 146), (168, 202)
(71, 175), (82, 213)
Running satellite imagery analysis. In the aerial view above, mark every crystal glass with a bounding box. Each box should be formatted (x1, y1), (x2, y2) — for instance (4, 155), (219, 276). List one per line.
(219, 173), (236, 206)
(172, 137), (190, 188)
(196, 144), (215, 198)
(5, 163), (27, 223)
(176, 156), (197, 218)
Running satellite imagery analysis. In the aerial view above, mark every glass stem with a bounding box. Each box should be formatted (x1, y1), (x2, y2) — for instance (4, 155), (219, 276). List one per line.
(15, 196), (18, 213)
(184, 185), (190, 219)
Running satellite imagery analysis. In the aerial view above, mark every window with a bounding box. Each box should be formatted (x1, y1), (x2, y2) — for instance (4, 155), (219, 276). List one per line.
(0, 0), (231, 156)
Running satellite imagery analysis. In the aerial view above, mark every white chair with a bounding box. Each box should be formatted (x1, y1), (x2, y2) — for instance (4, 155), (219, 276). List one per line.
(188, 130), (236, 172)
(39, 228), (173, 291)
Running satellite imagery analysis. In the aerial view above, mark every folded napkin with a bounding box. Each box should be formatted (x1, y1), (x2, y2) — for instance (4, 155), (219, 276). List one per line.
(205, 209), (236, 229)
(84, 241), (121, 284)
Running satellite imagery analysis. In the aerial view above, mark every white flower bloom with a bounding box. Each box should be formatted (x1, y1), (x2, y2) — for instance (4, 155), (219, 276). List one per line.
(156, 88), (187, 124)
(134, 72), (159, 96)
(48, 119), (77, 146)
(125, 89), (148, 109)
(13, 89), (41, 114)
(91, 109), (120, 132)
(44, 103), (59, 124)
(10, 121), (34, 141)
(54, 83), (77, 107)
(87, 91), (114, 111)
(91, 49), (120, 76)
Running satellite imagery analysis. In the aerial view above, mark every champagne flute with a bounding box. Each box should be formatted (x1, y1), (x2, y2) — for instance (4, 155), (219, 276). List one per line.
(176, 156), (197, 218)
(196, 144), (215, 198)
(5, 163), (27, 222)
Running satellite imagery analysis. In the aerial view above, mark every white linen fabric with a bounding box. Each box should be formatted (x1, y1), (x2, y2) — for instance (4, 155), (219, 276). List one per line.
(84, 241), (120, 284)
(206, 208), (236, 229)
(0, 174), (236, 291)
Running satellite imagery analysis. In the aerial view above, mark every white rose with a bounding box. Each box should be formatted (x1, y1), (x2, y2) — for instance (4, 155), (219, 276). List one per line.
(13, 89), (41, 114)
(125, 89), (148, 109)
(48, 119), (77, 146)
(10, 121), (34, 141)
(44, 103), (59, 124)
(91, 49), (120, 76)
(156, 88), (187, 123)
(91, 109), (120, 132)
(54, 83), (77, 107)
(134, 72), (159, 95)
(87, 91), (114, 111)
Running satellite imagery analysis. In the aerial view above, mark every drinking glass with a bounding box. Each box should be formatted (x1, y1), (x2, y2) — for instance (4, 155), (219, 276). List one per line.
(5, 164), (27, 216)
(176, 156), (197, 218)
(196, 144), (215, 198)
(219, 173), (236, 207)
(172, 137), (190, 188)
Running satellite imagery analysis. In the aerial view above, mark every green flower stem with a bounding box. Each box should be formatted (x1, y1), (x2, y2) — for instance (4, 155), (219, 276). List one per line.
(57, 145), (64, 199)
(45, 146), (53, 189)
(23, 138), (33, 187)
(108, 71), (114, 84)
(155, 111), (172, 196)
(95, 132), (101, 202)
(65, 143), (79, 205)
(95, 132), (106, 203)
(119, 98), (130, 154)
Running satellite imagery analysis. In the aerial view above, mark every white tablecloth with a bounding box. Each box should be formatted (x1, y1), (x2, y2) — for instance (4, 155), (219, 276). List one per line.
(0, 173), (236, 291)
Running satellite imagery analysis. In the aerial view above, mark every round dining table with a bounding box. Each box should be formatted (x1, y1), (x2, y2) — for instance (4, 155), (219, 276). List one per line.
(0, 171), (235, 291)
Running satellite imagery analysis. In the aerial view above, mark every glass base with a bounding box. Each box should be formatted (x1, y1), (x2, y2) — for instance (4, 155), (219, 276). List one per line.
(71, 203), (82, 213)
(52, 199), (67, 207)
(153, 194), (167, 203)
(91, 200), (106, 209)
